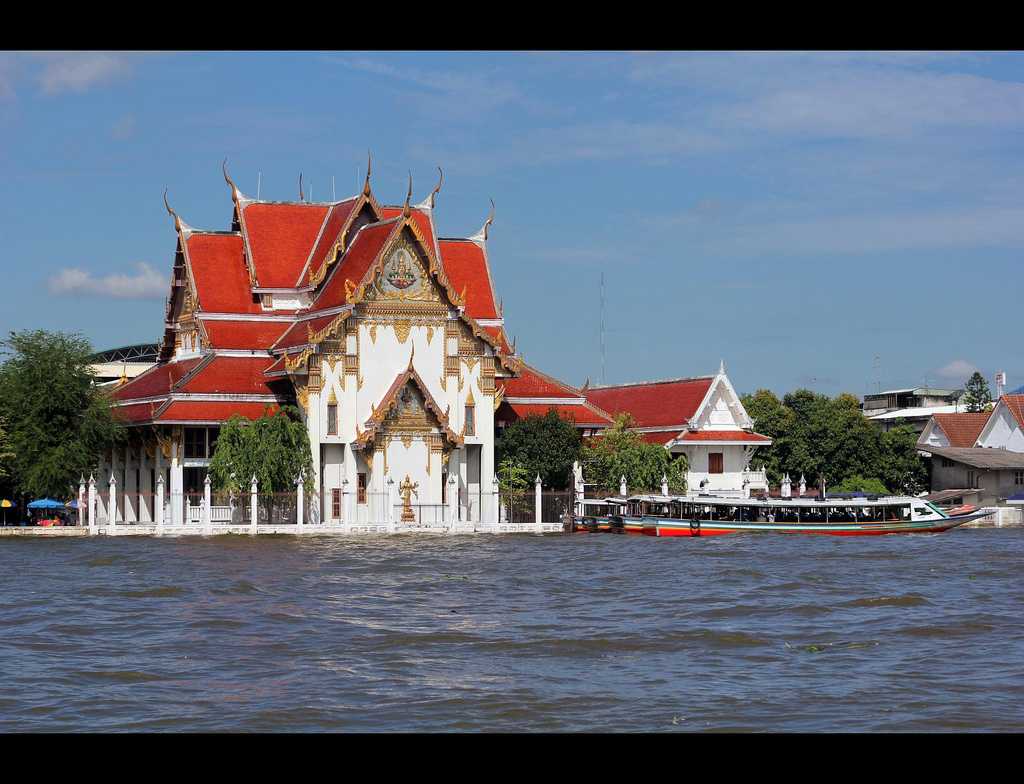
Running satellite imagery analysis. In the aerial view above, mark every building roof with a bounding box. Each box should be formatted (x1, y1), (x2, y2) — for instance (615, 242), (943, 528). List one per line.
(930, 412), (991, 448)
(917, 445), (1024, 469)
(867, 404), (964, 421)
(437, 238), (499, 321)
(240, 201), (330, 289)
(200, 319), (290, 350)
(497, 402), (612, 428)
(584, 376), (714, 429)
(674, 430), (772, 443)
(1002, 394), (1024, 430)
(922, 489), (982, 504)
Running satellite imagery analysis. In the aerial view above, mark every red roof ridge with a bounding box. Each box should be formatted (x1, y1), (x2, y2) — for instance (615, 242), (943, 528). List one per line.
(588, 375), (715, 390)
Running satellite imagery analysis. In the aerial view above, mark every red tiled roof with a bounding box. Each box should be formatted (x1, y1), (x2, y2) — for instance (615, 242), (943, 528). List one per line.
(242, 202), (329, 288)
(112, 402), (162, 424)
(313, 219), (399, 309)
(497, 402), (611, 427)
(482, 325), (511, 354)
(158, 401), (280, 423)
(186, 233), (260, 314)
(302, 199), (359, 285)
(635, 430), (678, 445)
(272, 314), (338, 351)
(1003, 395), (1024, 430)
(111, 357), (205, 401)
(201, 319), (290, 350)
(382, 206), (436, 256)
(175, 356), (278, 396)
(675, 430), (771, 443)
(932, 412), (991, 448)
(438, 239), (498, 320)
(584, 377), (714, 429)
(501, 364), (582, 398)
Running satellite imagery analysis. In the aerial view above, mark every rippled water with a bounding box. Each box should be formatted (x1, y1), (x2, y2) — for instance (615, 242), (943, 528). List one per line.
(2, 528), (1023, 732)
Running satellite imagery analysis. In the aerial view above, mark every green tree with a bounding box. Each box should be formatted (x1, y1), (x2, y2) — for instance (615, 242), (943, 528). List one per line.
(0, 330), (123, 499)
(495, 408), (582, 489)
(834, 475), (889, 494)
(879, 423), (929, 494)
(497, 457), (531, 519)
(208, 405), (313, 494)
(741, 389), (795, 483)
(582, 414), (688, 494)
(0, 416), (14, 482)
(962, 371), (992, 413)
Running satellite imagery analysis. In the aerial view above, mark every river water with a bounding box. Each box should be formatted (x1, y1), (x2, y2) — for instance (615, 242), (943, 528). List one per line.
(1, 528), (1022, 732)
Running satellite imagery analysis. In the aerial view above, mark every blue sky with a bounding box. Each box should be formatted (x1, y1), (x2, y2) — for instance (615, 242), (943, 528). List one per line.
(1, 51), (1022, 397)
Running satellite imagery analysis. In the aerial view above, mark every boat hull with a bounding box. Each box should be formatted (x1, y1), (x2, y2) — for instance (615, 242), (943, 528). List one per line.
(640, 512), (986, 537)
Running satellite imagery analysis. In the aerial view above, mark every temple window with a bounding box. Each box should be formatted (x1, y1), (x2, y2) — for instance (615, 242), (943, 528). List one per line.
(465, 404), (475, 437)
(327, 403), (338, 436)
(331, 488), (342, 519)
(709, 452), (724, 474)
(357, 473), (367, 504)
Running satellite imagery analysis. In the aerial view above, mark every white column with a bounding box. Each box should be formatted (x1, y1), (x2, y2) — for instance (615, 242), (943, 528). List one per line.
(620, 475), (628, 497)
(203, 474), (212, 534)
(170, 440), (183, 525)
(139, 447), (152, 523)
(154, 444), (163, 524)
(574, 461), (585, 518)
(88, 474), (97, 533)
(250, 475), (258, 534)
(108, 473), (117, 530)
(78, 478), (85, 527)
(661, 473), (669, 497)
(124, 445), (137, 523)
(296, 475), (305, 529)
(155, 474), (165, 532)
(534, 474), (542, 525)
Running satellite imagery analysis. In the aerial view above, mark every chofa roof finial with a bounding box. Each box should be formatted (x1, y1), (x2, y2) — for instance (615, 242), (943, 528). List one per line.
(163, 188), (181, 232)
(222, 158), (239, 202)
(483, 198), (495, 241)
(403, 171), (413, 218)
(362, 150), (373, 197)
(429, 167), (443, 209)
(298, 173), (305, 202)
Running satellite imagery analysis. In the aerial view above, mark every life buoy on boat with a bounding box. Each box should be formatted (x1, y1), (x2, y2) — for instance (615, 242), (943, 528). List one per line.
(690, 519), (701, 537)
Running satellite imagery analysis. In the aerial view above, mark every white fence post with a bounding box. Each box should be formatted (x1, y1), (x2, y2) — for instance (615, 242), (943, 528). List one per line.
(296, 475), (305, 529)
(620, 475), (627, 498)
(250, 475), (258, 535)
(661, 473), (669, 497)
(88, 474), (97, 534)
(448, 474), (458, 526)
(203, 474), (212, 534)
(155, 474), (165, 532)
(387, 475), (396, 530)
(535, 474), (542, 525)
(342, 477), (350, 528)
(108, 473), (117, 532)
(492, 474), (500, 525)
(78, 477), (86, 527)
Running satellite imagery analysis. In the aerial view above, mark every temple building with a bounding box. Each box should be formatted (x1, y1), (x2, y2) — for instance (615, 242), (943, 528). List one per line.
(105, 162), (587, 526)
(583, 364), (771, 497)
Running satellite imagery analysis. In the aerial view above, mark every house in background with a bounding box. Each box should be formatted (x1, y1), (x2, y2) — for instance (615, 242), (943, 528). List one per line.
(917, 394), (1024, 520)
(583, 362), (771, 497)
(863, 386), (965, 434)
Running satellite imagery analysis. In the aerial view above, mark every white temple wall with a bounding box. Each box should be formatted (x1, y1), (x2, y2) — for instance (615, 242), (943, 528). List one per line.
(977, 406), (1024, 452)
(677, 444), (750, 494)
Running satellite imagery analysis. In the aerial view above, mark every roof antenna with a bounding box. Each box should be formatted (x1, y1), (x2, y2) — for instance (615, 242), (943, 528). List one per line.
(257, 171), (262, 200)
(600, 270), (606, 386)
(332, 175), (336, 201)
(298, 173), (305, 202)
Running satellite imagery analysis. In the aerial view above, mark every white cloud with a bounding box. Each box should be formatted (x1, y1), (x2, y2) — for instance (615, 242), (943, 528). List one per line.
(36, 53), (132, 95)
(937, 359), (979, 381)
(47, 262), (166, 299)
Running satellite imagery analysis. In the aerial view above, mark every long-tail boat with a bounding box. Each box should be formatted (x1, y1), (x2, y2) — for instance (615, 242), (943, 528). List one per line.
(620, 494), (989, 537)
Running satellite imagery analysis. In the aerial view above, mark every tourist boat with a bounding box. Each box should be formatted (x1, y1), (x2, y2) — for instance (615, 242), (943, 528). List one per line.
(573, 498), (627, 533)
(621, 494), (990, 537)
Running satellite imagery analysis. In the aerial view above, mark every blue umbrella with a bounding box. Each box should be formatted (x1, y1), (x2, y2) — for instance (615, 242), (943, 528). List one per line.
(28, 498), (66, 509)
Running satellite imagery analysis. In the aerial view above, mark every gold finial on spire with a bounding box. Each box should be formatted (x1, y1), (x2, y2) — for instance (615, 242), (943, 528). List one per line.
(403, 171), (413, 218)
(429, 167), (443, 209)
(362, 150), (373, 197)
(298, 173), (305, 202)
